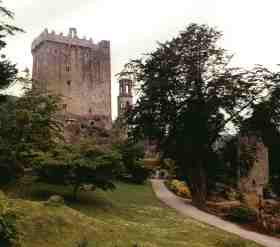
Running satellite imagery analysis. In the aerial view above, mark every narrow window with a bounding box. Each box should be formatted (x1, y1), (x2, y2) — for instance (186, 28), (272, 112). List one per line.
(62, 104), (67, 110)
(66, 64), (71, 72)
(67, 80), (71, 86)
(89, 108), (92, 114)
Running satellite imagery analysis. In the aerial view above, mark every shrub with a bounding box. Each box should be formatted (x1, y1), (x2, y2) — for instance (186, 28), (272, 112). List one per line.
(166, 179), (191, 198)
(32, 143), (123, 200)
(226, 206), (257, 224)
(129, 160), (150, 184)
(0, 154), (23, 186)
(0, 195), (18, 247)
(225, 189), (242, 201)
(118, 141), (150, 184)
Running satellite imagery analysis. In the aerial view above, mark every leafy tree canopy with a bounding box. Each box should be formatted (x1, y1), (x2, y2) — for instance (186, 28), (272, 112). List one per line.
(0, 0), (23, 93)
(31, 140), (123, 200)
(122, 23), (274, 207)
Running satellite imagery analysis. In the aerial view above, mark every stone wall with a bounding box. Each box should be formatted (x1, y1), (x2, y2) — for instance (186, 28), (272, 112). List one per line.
(32, 28), (112, 129)
(238, 134), (269, 196)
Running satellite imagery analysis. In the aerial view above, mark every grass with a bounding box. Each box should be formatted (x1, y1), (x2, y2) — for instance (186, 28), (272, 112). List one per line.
(4, 181), (264, 247)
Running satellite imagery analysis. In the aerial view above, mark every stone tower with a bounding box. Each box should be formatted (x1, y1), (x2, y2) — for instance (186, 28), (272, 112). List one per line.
(31, 28), (112, 129)
(118, 78), (133, 117)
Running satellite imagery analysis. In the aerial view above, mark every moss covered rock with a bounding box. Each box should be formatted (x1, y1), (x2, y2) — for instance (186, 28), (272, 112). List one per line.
(44, 195), (65, 206)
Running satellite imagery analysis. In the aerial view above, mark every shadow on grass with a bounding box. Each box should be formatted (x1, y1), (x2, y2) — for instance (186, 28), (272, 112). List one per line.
(6, 182), (114, 211)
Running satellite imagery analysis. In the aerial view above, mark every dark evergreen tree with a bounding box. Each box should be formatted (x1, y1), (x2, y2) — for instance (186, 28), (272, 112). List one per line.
(0, 1), (23, 96)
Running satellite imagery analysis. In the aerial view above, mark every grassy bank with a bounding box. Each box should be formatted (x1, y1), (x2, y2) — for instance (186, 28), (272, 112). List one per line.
(4, 181), (263, 247)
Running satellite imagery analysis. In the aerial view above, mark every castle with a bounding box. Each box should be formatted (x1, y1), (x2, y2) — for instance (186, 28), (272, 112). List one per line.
(31, 28), (112, 129)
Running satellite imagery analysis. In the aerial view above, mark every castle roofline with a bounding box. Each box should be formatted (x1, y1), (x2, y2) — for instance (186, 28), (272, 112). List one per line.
(31, 28), (110, 52)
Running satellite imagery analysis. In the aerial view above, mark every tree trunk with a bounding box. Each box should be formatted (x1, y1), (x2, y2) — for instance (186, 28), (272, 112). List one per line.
(73, 184), (80, 201)
(188, 160), (207, 210)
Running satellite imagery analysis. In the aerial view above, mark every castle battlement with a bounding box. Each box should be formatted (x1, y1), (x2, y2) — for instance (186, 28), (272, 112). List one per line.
(31, 27), (109, 52)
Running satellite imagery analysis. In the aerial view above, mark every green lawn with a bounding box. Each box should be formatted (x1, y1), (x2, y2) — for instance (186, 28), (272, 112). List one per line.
(6, 181), (263, 247)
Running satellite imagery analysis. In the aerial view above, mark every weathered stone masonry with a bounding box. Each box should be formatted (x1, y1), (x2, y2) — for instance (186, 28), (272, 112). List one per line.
(118, 78), (133, 117)
(32, 28), (112, 129)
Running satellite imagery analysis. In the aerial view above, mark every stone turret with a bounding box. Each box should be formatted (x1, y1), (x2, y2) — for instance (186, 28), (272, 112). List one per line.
(118, 78), (133, 117)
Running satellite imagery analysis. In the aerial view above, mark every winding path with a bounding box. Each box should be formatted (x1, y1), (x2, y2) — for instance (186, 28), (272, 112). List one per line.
(151, 179), (280, 247)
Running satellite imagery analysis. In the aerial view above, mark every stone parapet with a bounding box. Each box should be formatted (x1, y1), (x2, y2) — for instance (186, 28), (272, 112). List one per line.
(31, 28), (109, 52)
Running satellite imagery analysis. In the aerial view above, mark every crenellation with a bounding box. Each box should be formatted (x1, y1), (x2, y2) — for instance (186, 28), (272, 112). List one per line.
(31, 28), (108, 53)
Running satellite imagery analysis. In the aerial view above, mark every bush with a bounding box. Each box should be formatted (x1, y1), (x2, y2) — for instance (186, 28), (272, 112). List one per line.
(32, 143), (123, 200)
(0, 154), (23, 186)
(226, 206), (257, 224)
(118, 141), (150, 184)
(166, 179), (191, 198)
(224, 188), (242, 201)
(129, 161), (150, 184)
(0, 195), (18, 247)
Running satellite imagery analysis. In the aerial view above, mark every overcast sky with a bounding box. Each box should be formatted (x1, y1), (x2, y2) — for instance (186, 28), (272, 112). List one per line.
(3, 0), (280, 118)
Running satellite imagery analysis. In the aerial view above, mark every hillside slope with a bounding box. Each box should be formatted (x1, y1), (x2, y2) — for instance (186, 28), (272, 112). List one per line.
(1, 182), (264, 247)
(0, 192), (96, 247)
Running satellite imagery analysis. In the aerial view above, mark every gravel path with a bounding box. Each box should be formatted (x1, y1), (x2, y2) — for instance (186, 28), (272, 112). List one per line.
(151, 179), (280, 247)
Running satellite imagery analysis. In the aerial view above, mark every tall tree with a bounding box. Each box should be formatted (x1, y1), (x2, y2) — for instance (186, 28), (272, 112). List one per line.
(0, 87), (64, 186)
(0, 0), (23, 95)
(123, 23), (269, 208)
(0, 1), (24, 184)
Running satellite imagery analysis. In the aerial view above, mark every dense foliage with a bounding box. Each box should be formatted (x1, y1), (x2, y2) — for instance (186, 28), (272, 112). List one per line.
(118, 141), (150, 184)
(226, 206), (257, 224)
(0, 88), (63, 185)
(31, 140), (123, 200)
(122, 23), (272, 207)
(0, 2), (24, 185)
(0, 1), (23, 94)
(0, 192), (17, 247)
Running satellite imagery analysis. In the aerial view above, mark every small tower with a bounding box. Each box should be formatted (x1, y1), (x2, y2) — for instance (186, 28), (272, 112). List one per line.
(118, 78), (133, 117)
